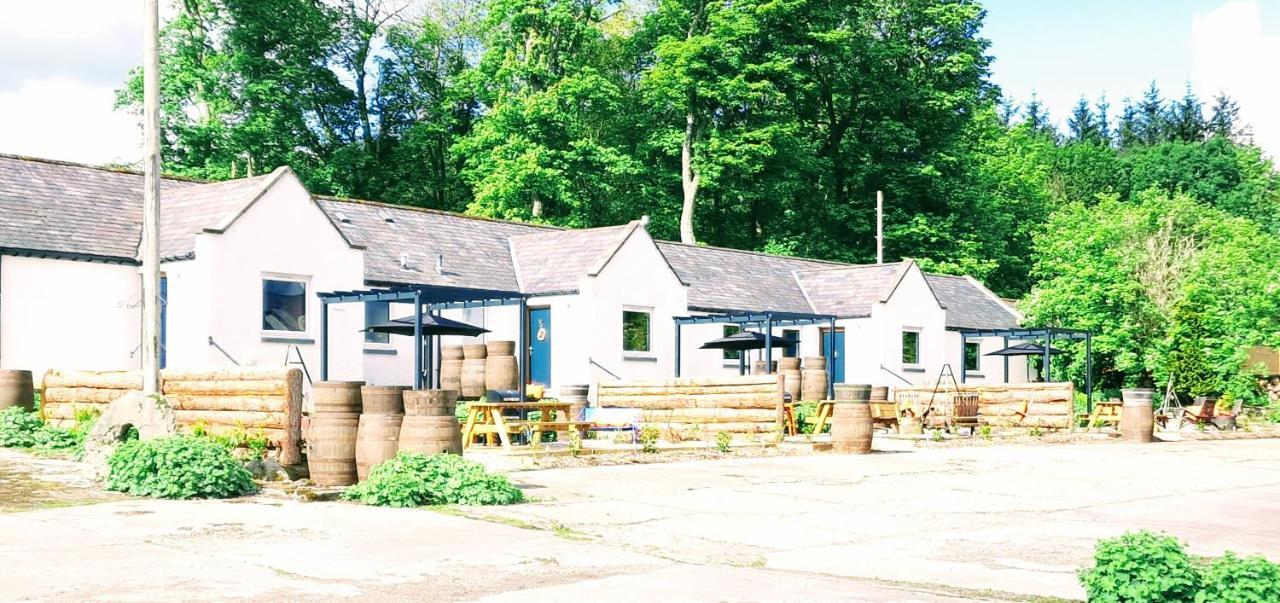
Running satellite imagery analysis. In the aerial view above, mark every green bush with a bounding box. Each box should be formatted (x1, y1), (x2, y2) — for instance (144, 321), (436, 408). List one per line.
(344, 452), (523, 507)
(794, 402), (830, 434)
(106, 435), (258, 499)
(1079, 531), (1202, 602)
(0, 406), (96, 453)
(1199, 552), (1280, 603)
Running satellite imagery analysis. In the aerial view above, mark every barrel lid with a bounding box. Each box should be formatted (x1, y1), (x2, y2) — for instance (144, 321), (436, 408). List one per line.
(314, 380), (366, 388)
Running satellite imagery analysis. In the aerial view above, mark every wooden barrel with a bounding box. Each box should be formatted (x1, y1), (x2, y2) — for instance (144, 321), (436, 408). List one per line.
(0, 370), (34, 411)
(399, 415), (462, 455)
(359, 385), (407, 415)
(778, 357), (801, 371)
(560, 384), (589, 422)
(832, 401), (873, 454)
(485, 355), (519, 391)
(804, 356), (827, 370)
(307, 413), (359, 486)
(463, 344), (488, 360)
(801, 369), (828, 401)
(356, 413), (403, 481)
(1121, 388), (1155, 443)
(441, 345), (464, 361)
(835, 383), (872, 402)
(312, 381), (364, 414)
(440, 359), (463, 392)
(404, 389), (458, 417)
(486, 340), (516, 357)
(781, 369), (801, 401)
(870, 386), (889, 402)
(461, 359), (487, 397)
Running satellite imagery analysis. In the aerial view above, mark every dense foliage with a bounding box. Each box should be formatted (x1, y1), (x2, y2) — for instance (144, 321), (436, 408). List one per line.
(1079, 531), (1280, 603)
(343, 452), (524, 506)
(116, 0), (1280, 395)
(0, 407), (96, 453)
(106, 435), (258, 499)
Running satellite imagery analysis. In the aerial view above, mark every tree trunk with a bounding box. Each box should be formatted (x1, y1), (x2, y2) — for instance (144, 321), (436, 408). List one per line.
(680, 108), (700, 244)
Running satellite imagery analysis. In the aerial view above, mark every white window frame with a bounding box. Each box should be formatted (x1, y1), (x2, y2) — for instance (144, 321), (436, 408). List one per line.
(362, 299), (395, 352)
(261, 273), (312, 341)
(621, 305), (654, 359)
(963, 340), (983, 375)
(901, 327), (923, 370)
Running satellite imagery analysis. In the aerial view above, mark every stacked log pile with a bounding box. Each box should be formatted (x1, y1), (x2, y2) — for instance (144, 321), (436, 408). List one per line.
(40, 368), (303, 464)
(597, 375), (783, 438)
(894, 382), (1075, 429)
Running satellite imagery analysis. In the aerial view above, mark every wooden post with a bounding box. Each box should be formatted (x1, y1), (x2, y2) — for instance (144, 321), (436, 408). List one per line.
(141, 0), (162, 395)
(876, 190), (884, 264)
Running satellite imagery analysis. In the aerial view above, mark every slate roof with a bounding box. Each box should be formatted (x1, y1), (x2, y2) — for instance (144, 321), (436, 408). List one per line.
(925, 273), (1021, 329)
(0, 154), (199, 261)
(159, 172), (276, 259)
(656, 242), (837, 313)
(794, 263), (911, 318)
(316, 197), (552, 291)
(510, 223), (638, 293)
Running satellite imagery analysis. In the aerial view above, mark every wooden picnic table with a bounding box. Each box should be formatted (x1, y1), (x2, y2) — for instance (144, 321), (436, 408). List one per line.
(1084, 399), (1122, 431)
(461, 401), (589, 450)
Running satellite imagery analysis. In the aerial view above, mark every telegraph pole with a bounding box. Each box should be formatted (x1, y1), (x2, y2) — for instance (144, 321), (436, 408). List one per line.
(141, 0), (162, 395)
(876, 190), (884, 264)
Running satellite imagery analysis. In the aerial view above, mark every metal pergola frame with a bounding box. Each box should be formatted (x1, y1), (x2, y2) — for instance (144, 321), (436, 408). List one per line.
(957, 326), (1094, 409)
(674, 311), (839, 399)
(317, 284), (529, 400)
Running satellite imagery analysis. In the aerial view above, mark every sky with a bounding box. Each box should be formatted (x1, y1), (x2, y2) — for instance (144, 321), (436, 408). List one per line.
(0, 0), (1276, 166)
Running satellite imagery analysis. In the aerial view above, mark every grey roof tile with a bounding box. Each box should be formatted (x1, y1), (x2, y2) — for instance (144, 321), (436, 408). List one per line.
(925, 274), (1020, 329)
(794, 263), (910, 317)
(510, 223), (637, 293)
(656, 242), (837, 313)
(159, 173), (275, 259)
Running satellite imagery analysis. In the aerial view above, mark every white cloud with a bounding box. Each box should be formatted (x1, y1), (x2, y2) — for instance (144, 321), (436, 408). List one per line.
(0, 78), (140, 165)
(1191, 0), (1280, 158)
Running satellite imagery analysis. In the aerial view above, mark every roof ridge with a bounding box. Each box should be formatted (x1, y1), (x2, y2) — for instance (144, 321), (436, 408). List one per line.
(317, 195), (564, 231)
(655, 239), (849, 266)
(0, 152), (214, 184)
(795, 260), (909, 275)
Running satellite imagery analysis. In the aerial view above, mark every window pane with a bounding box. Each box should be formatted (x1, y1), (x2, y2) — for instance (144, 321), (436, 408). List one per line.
(263, 279), (307, 332)
(365, 301), (390, 344)
(723, 325), (740, 360)
(783, 329), (799, 358)
(623, 311), (650, 352)
(964, 342), (980, 371)
(902, 331), (919, 364)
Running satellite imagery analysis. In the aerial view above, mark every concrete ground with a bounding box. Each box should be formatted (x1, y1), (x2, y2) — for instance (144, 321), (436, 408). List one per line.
(3, 438), (1278, 601)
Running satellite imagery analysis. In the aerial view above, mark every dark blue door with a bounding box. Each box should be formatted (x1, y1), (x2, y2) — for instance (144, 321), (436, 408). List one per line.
(822, 329), (845, 384)
(528, 308), (551, 385)
(159, 276), (168, 369)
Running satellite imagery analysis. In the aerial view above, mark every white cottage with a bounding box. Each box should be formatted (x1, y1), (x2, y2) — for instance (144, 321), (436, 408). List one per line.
(0, 154), (1025, 400)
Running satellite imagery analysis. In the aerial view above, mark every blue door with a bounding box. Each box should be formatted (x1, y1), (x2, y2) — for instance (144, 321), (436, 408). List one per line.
(528, 308), (551, 386)
(159, 276), (168, 369)
(822, 329), (845, 384)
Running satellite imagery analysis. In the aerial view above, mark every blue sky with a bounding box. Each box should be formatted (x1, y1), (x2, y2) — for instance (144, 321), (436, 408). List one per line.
(0, 0), (1275, 164)
(983, 0), (1279, 151)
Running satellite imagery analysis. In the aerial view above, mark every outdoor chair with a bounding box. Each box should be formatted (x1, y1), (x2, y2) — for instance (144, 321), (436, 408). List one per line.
(1181, 396), (1217, 428)
(950, 393), (981, 435)
(584, 407), (642, 444)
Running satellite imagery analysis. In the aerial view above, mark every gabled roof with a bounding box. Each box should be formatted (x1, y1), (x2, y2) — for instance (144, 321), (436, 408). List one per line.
(925, 273), (1021, 329)
(656, 242), (836, 313)
(509, 222), (639, 294)
(316, 197), (552, 290)
(160, 171), (278, 260)
(794, 262), (912, 318)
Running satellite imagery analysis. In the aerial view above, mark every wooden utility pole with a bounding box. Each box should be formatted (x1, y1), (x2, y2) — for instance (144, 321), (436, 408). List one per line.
(141, 0), (162, 395)
(876, 190), (884, 264)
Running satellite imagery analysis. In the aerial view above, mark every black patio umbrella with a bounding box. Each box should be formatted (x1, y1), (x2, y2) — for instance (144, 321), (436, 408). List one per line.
(985, 342), (1065, 356)
(361, 314), (489, 337)
(700, 331), (800, 351)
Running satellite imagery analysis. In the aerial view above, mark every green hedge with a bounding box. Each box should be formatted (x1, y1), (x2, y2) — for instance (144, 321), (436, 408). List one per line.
(106, 435), (258, 499)
(344, 452), (524, 507)
(1079, 531), (1280, 602)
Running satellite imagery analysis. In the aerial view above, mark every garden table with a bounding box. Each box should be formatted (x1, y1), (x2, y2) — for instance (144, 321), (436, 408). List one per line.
(1084, 399), (1122, 431)
(460, 401), (588, 450)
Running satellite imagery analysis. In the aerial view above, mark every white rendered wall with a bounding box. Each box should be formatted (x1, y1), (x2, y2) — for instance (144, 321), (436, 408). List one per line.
(866, 265), (948, 387)
(944, 331), (1030, 385)
(193, 173), (366, 396)
(160, 257), (209, 369)
(0, 255), (142, 380)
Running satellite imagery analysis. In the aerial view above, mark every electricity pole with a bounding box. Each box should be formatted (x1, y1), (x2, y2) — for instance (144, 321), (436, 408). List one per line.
(876, 190), (884, 264)
(141, 0), (162, 395)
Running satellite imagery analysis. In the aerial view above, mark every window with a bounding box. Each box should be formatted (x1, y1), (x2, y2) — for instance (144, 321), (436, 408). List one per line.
(722, 325), (741, 360)
(964, 341), (980, 372)
(622, 311), (651, 352)
(365, 301), (389, 344)
(782, 329), (799, 358)
(901, 329), (920, 365)
(262, 278), (307, 332)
